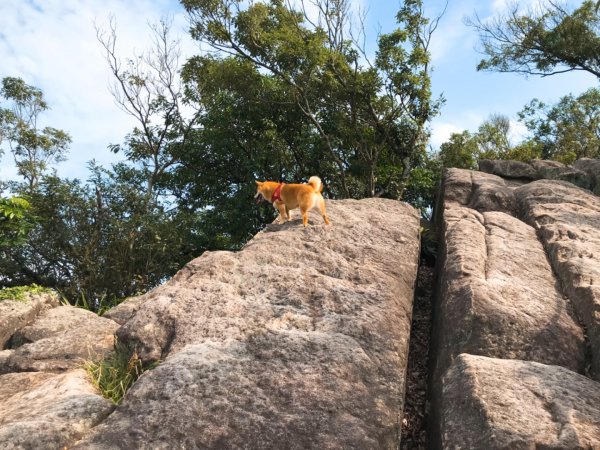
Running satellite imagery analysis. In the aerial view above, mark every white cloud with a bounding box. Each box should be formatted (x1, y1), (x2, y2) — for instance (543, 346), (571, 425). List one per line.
(0, 0), (193, 181)
(429, 122), (464, 149)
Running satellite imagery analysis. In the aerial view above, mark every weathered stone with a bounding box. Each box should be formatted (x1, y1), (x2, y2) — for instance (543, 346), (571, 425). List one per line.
(573, 158), (600, 195)
(0, 369), (113, 449)
(102, 295), (147, 325)
(441, 168), (516, 215)
(0, 293), (59, 348)
(438, 354), (600, 449)
(2, 306), (119, 373)
(73, 199), (421, 448)
(433, 205), (585, 384)
(479, 159), (538, 180)
(530, 159), (592, 189)
(516, 180), (600, 380)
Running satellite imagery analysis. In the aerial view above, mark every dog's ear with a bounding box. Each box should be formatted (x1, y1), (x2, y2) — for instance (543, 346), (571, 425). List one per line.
(255, 181), (262, 185)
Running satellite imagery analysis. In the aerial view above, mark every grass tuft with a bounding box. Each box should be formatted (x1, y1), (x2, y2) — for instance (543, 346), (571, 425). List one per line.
(85, 340), (156, 405)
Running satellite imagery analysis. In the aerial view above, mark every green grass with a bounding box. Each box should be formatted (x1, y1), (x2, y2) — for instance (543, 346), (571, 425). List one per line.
(85, 341), (157, 405)
(0, 284), (54, 301)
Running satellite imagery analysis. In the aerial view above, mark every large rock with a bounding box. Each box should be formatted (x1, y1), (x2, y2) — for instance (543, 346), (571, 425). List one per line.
(516, 180), (600, 379)
(573, 158), (600, 195)
(439, 168), (516, 215)
(479, 159), (538, 180)
(439, 354), (600, 449)
(0, 292), (59, 348)
(433, 205), (585, 383)
(74, 198), (421, 448)
(0, 370), (113, 449)
(1, 306), (119, 373)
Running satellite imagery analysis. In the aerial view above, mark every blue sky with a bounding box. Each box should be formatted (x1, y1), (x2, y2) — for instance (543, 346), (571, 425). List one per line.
(0, 0), (597, 182)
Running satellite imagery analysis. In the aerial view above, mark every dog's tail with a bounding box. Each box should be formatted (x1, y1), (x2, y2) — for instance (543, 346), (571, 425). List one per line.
(308, 176), (323, 193)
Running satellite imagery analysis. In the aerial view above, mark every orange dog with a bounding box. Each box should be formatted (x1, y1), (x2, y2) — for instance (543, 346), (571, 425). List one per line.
(255, 176), (330, 227)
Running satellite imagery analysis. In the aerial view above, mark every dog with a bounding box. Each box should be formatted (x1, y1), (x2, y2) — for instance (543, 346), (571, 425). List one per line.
(254, 176), (330, 227)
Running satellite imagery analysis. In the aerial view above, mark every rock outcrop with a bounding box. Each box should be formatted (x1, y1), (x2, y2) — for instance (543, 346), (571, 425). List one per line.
(74, 198), (421, 449)
(1, 198), (421, 449)
(432, 160), (600, 448)
(4, 159), (600, 449)
(0, 293), (117, 449)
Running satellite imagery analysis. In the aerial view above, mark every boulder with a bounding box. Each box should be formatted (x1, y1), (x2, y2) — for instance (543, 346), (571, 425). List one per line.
(2, 306), (119, 373)
(440, 168), (516, 216)
(439, 354), (600, 449)
(0, 370), (113, 449)
(530, 159), (591, 190)
(73, 198), (421, 448)
(0, 292), (59, 348)
(478, 159), (538, 180)
(433, 205), (585, 383)
(516, 180), (600, 380)
(573, 158), (600, 195)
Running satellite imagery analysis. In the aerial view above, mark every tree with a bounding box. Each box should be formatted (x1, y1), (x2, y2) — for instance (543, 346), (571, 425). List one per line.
(437, 114), (542, 170)
(468, 0), (600, 78)
(0, 77), (71, 189)
(181, 0), (442, 199)
(518, 87), (600, 162)
(96, 17), (201, 201)
(438, 130), (480, 170)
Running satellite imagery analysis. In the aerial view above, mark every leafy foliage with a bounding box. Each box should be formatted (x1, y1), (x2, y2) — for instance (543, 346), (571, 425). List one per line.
(0, 77), (71, 189)
(0, 196), (34, 247)
(518, 87), (600, 163)
(0, 283), (53, 301)
(181, 0), (442, 199)
(469, 0), (600, 78)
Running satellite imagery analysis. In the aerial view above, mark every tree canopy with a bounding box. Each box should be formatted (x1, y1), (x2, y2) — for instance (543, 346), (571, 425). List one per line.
(469, 0), (600, 78)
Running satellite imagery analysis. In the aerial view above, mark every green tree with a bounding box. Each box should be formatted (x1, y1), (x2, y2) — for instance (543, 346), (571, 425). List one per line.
(0, 77), (71, 189)
(0, 196), (34, 249)
(181, 0), (442, 199)
(468, 0), (600, 78)
(518, 87), (600, 163)
(438, 130), (480, 170)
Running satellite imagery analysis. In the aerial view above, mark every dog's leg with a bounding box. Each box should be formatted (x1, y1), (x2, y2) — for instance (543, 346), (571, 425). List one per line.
(300, 207), (309, 227)
(275, 202), (287, 224)
(285, 205), (291, 221)
(319, 197), (330, 225)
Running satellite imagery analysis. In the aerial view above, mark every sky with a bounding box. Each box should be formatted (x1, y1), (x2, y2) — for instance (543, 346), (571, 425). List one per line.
(0, 0), (597, 182)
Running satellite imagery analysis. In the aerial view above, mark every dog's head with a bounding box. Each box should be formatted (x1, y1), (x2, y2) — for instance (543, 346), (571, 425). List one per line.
(254, 181), (267, 204)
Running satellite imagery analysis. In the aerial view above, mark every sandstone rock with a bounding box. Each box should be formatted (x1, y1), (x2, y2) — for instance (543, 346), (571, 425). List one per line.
(530, 159), (591, 189)
(516, 180), (600, 379)
(73, 199), (421, 448)
(479, 159), (538, 180)
(573, 158), (600, 195)
(102, 295), (147, 325)
(440, 168), (516, 215)
(438, 354), (600, 449)
(0, 292), (59, 348)
(433, 205), (585, 384)
(2, 306), (119, 373)
(0, 369), (113, 449)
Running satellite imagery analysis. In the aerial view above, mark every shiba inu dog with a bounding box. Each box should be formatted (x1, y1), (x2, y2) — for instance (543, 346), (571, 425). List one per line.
(255, 176), (330, 227)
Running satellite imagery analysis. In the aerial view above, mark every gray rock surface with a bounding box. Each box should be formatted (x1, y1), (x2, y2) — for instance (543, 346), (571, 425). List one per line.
(2, 306), (119, 373)
(440, 354), (600, 449)
(434, 205), (585, 382)
(432, 164), (600, 448)
(573, 157), (600, 195)
(479, 159), (538, 180)
(0, 370), (113, 449)
(516, 180), (600, 380)
(0, 293), (59, 348)
(74, 198), (421, 449)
